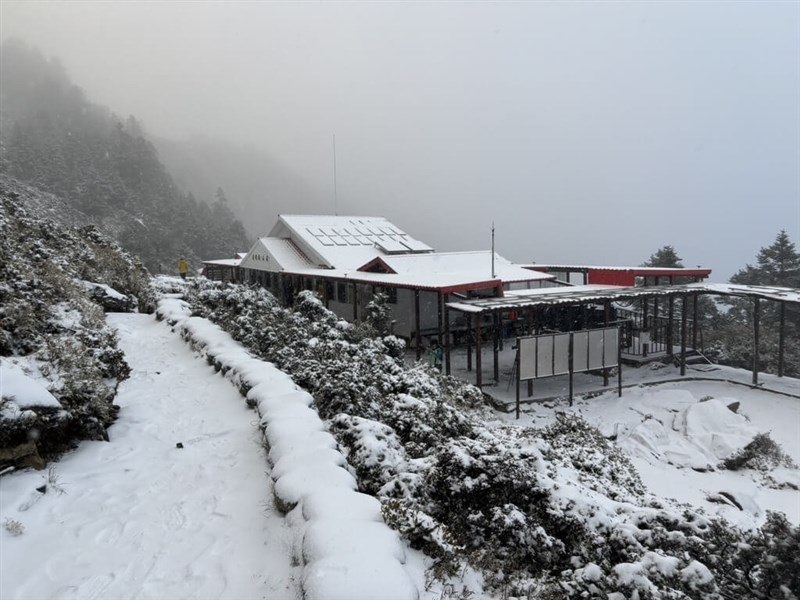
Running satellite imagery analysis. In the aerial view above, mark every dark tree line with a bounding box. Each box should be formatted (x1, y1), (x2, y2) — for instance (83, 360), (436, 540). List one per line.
(0, 39), (249, 273)
(647, 231), (800, 377)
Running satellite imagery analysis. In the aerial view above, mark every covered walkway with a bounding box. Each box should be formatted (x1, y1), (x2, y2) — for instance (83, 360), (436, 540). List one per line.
(443, 282), (800, 390)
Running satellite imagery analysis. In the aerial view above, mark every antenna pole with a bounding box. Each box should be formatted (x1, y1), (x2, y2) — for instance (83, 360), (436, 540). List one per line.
(333, 135), (338, 216)
(491, 222), (496, 278)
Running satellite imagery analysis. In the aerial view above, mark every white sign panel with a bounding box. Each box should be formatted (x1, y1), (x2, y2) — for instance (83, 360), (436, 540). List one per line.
(587, 329), (606, 370)
(519, 337), (538, 381)
(572, 331), (589, 372)
(553, 333), (570, 375)
(604, 328), (619, 367)
(519, 327), (619, 382)
(536, 335), (554, 378)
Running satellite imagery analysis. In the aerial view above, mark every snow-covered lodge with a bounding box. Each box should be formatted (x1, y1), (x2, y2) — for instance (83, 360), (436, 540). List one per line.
(202, 215), (799, 388)
(207, 214), (556, 340)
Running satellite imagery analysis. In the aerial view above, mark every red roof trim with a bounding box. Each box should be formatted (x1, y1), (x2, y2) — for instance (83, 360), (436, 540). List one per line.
(356, 257), (397, 274)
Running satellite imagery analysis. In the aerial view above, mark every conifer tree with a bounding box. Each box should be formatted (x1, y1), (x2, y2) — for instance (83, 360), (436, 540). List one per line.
(730, 230), (800, 288)
(642, 245), (684, 268)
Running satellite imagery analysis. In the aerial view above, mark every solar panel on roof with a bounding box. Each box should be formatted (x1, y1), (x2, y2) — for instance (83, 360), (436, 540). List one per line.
(317, 236), (335, 246)
(376, 238), (410, 253)
(401, 237), (433, 252)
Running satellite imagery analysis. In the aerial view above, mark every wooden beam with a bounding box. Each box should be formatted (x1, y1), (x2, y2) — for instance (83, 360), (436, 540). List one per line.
(493, 312), (500, 383)
(476, 316), (483, 388)
(437, 292), (444, 347)
(680, 294), (688, 376)
(603, 301), (610, 387)
(352, 283), (358, 321)
(653, 276), (660, 318)
(752, 297), (760, 386)
(466, 314), (473, 372)
(778, 302), (785, 378)
(415, 290), (422, 361)
(444, 297), (451, 375)
(667, 295), (674, 357)
(692, 293), (699, 350)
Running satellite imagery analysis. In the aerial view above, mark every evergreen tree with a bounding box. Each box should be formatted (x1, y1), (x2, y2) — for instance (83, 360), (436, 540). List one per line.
(705, 231), (800, 377)
(642, 245), (684, 268)
(730, 230), (800, 288)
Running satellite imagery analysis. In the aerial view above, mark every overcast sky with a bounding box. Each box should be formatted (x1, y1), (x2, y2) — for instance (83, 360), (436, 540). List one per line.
(2, 1), (799, 282)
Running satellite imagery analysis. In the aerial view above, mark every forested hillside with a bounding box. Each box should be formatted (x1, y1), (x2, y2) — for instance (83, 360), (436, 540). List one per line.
(0, 40), (250, 273)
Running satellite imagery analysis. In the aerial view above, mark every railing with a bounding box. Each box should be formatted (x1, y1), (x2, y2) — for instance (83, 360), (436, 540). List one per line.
(615, 308), (700, 357)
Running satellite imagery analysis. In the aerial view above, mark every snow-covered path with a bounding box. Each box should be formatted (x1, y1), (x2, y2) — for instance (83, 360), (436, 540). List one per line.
(1, 313), (300, 600)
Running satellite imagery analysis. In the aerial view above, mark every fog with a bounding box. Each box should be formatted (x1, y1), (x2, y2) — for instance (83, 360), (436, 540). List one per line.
(2, 1), (799, 282)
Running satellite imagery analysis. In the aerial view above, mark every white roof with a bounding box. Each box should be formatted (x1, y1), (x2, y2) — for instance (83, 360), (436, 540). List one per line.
(272, 215), (433, 269)
(262, 237), (316, 271)
(203, 258), (242, 267)
(236, 214), (554, 291)
(258, 250), (553, 291)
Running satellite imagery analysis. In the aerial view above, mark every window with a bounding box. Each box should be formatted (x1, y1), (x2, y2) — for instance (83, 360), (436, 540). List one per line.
(337, 282), (347, 303)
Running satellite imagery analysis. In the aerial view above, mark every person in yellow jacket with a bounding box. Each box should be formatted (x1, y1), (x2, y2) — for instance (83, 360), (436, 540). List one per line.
(178, 257), (190, 280)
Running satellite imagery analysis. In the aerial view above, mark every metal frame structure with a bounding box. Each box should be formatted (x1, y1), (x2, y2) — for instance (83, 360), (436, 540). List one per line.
(446, 282), (800, 390)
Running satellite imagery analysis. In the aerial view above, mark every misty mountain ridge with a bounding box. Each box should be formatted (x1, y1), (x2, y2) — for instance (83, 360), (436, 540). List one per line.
(153, 134), (324, 239)
(0, 39), (250, 272)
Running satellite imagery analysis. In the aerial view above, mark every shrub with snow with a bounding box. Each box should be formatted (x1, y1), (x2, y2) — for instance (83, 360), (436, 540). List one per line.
(721, 432), (797, 472)
(184, 278), (800, 599)
(0, 180), (139, 461)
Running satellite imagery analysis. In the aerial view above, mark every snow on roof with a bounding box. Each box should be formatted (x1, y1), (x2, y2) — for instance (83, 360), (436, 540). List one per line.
(505, 284), (625, 297)
(274, 215), (433, 269)
(685, 282), (800, 303)
(448, 282), (800, 313)
(261, 237), (316, 271)
(258, 251), (553, 291)
(379, 251), (553, 284)
(202, 258), (242, 267)
(525, 264), (712, 274)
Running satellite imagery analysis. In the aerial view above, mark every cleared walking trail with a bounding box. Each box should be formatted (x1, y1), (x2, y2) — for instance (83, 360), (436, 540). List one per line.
(1, 313), (301, 600)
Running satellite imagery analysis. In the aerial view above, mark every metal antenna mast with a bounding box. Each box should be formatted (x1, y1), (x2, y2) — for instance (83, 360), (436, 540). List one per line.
(333, 135), (338, 216)
(491, 221), (496, 278)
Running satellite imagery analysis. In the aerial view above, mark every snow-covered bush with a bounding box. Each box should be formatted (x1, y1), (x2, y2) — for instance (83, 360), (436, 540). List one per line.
(721, 432), (797, 472)
(184, 278), (800, 599)
(0, 179), (137, 461)
(540, 412), (646, 500)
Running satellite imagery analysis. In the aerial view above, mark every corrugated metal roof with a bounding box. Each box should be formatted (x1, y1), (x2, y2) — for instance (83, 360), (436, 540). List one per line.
(525, 264), (712, 275)
(447, 283), (800, 313)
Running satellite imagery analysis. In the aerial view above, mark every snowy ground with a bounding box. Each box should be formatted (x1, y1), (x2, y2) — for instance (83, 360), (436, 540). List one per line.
(451, 343), (800, 529)
(1, 313), (301, 600)
(2, 309), (798, 599)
